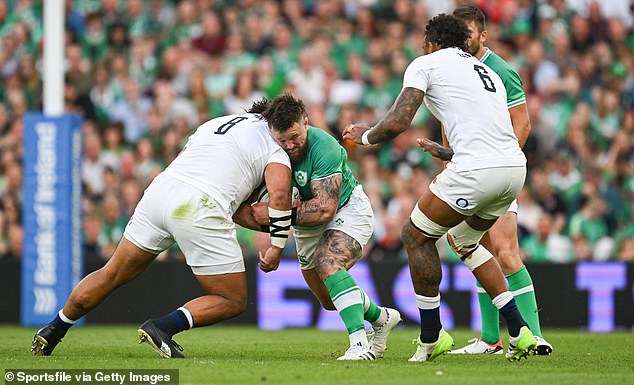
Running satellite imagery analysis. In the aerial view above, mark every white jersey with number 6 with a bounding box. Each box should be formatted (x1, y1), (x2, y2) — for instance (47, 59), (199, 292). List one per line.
(162, 113), (290, 214)
(402, 47), (526, 172)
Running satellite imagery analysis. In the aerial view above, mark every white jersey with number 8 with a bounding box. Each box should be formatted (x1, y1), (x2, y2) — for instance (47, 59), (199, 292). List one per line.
(162, 113), (290, 215)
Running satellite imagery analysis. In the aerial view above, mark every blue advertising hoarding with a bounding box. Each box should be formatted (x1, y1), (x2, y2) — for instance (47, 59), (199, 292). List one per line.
(21, 113), (83, 326)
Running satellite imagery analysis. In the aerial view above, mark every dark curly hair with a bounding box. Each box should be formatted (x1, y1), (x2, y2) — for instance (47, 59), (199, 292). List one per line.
(424, 13), (469, 52)
(259, 93), (306, 132)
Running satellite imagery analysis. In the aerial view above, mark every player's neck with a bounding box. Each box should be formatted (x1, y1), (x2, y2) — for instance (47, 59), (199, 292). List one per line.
(474, 47), (488, 60)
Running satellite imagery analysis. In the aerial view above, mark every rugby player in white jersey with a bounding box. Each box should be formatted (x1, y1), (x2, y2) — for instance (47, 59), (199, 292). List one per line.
(31, 107), (293, 358)
(343, 14), (537, 362)
(442, 5), (550, 356)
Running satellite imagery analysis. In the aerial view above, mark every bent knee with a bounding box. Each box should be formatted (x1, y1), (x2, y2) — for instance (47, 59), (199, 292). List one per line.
(482, 236), (520, 262)
(228, 296), (247, 317)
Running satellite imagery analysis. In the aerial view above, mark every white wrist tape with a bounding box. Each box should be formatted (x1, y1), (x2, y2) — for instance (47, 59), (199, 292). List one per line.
(268, 207), (292, 248)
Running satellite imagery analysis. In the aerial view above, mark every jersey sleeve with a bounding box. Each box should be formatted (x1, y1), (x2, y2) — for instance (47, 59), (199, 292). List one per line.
(402, 56), (431, 92)
(267, 146), (291, 169)
(500, 67), (526, 108)
(311, 135), (343, 180)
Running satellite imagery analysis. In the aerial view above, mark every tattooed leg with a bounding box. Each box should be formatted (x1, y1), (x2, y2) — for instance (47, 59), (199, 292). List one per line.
(316, 230), (367, 343)
(314, 230), (386, 335)
(314, 230), (362, 281)
(301, 230), (361, 311)
(401, 222), (442, 296)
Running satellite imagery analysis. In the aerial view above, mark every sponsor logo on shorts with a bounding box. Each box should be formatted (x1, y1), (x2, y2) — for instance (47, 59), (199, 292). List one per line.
(456, 198), (469, 208)
(335, 218), (344, 225)
(298, 255), (309, 267)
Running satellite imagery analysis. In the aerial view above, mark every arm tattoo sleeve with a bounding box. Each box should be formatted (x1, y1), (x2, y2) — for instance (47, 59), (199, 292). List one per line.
(296, 174), (342, 226)
(368, 87), (425, 144)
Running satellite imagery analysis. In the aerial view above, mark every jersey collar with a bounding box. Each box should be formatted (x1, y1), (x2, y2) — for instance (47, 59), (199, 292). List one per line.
(480, 47), (492, 62)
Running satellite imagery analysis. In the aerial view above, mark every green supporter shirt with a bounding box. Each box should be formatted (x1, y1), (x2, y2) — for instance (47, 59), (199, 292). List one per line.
(480, 48), (526, 109)
(293, 126), (359, 230)
(520, 236), (550, 263)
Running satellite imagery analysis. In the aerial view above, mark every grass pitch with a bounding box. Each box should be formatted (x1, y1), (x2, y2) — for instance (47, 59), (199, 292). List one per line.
(1, 326), (632, 385)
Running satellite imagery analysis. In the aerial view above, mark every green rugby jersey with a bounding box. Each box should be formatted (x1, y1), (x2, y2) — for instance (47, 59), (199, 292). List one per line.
(293, 126), (359, 230)
(481, 48), (526, 109)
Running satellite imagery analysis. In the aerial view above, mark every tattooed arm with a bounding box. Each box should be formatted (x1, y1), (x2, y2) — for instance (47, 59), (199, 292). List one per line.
(343, 87), (425, 145)
(296, 174), (342, 227)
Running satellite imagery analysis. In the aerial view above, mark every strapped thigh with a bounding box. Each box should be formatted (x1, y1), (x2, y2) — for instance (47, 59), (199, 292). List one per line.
(409, 204), (450, 238)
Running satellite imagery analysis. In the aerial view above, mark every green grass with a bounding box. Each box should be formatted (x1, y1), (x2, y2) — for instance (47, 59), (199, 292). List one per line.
(1, 326), (633, 385)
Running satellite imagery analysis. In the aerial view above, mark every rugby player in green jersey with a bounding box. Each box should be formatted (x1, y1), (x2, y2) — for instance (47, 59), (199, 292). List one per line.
(419, 5), (552, 356)
(242, 94), (401, 361)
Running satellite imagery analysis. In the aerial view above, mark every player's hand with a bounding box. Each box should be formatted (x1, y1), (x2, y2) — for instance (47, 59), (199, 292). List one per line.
(259, 246), (282, 273)
(416, 138), (454, 161)
(251, 203), (269, 225)
(342, 122), (372, 144)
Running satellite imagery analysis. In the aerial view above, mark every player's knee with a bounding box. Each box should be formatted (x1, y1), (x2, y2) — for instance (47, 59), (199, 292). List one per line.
(228, 296), (247, 317)
(483, 231), (509, 255)
(485, 237), (522, 272)
(315, 263), (337, 283)
(447, 222), (492, 271)
(497, 255), (523, 274)
(493, 243), (518, 262)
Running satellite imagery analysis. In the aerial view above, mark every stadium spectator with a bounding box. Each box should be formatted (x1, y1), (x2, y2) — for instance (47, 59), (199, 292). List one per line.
(521, 212), (574, 263)
(100, 121), (127, 171)
(222, 69), (263, 115)
(82, 133), (107, 199)
(109, 78), (152, 143)
(97, 193), (127, 260)
(6, 221), (23, 260)
(191, 10), (225, 56)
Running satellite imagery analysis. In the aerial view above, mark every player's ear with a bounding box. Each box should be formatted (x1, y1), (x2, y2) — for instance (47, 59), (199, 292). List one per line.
(423, 40), (432, 54)
(480, 29), (488, 44)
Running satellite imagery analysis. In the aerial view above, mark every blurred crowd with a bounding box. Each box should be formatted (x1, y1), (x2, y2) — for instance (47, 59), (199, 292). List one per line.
(0, 0), (633, 264)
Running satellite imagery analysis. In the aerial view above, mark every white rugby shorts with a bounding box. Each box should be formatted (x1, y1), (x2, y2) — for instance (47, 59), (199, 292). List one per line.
(123, 174), (244, 275)
(294, 185), (374, 270)
(429, 166), (526, 220)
